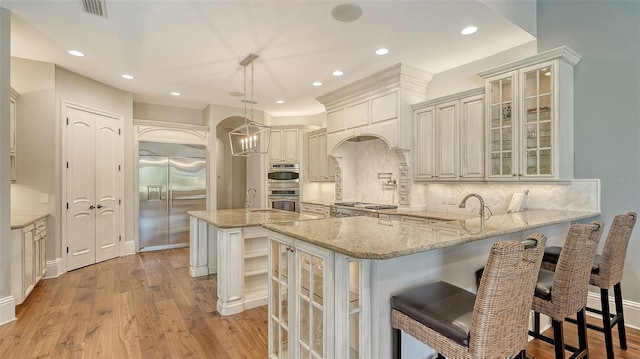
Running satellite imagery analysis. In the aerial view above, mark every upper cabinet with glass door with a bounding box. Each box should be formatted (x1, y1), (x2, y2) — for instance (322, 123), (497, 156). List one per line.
(478, 46), (582, 181)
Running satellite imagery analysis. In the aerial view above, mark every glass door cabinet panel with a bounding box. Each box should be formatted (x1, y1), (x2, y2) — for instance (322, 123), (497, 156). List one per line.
(297, 249), (326, 358)
(269, 240), (291, 359)
(487, 72), (517, 178)
(523, 66), (553, 176)
(348, 261), (360, 358)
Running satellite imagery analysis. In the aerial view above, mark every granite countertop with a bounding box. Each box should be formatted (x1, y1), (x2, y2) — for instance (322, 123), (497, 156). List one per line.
(188, 209), (321, 229)
(11, 213), (48, 229)
(378, 208), (473, 221)
(262, 210), (600, 260)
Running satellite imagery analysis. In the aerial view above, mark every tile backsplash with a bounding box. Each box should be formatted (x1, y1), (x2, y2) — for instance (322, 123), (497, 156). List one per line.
(412, 179), (600, 215)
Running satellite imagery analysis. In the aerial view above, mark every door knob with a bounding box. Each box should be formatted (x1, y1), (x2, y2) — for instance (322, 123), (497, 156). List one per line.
(89, 205), (95, 210)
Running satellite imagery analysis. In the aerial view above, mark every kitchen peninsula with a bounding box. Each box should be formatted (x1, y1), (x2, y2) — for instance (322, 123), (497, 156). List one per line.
(262, 209), (599, 359)
(188, 209), (319, 315)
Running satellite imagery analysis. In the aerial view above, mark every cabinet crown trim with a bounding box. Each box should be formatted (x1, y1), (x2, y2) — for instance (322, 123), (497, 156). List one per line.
(316, 63), (433, 107)
(476, 45), (582, 78)
(133, 118), (209, 132)
(411, 87), (484, 110)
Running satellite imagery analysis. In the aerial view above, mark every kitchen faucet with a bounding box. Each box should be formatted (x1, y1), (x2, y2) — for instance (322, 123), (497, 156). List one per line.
(459, 193), (486, 230)
(246, 187), (257, 213)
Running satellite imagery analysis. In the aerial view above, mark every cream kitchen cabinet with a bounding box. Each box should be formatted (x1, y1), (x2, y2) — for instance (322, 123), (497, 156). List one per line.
(11, 215), (48, 305)
(270, 128), (299, 163)
(9, 87), (17, 182)
(268, 233), (335, 359)
(307, 129), (335, 182)
(317, 64), (433, 153)
(413, 88), (484, 182)
(301, 202), (330, 218)
(478, 46), (581, 181)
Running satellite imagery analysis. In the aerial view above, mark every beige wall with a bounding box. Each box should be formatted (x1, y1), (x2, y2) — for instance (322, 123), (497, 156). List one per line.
(133, 102), (205, 125)
(1, 7), (12, 316)
(54, 67), (133, 263)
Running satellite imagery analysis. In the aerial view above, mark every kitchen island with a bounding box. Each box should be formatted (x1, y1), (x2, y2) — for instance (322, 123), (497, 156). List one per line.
(261, 210), (599, 359)
(188, 209), (319, 315)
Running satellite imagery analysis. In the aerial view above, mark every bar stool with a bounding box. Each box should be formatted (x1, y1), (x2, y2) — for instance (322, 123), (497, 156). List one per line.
(540, 212), (636, 359)
(390, 234), (546, 359)
(530, 221), (604, 359)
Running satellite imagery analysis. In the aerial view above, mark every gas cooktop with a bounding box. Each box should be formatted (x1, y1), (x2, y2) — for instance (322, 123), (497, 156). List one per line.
(333, 202), (398, 210)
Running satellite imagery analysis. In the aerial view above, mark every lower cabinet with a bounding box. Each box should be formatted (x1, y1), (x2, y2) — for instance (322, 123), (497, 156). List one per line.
(301, 202), (330, 218)
(268, 233), (369, 359)
(11, 217), (47, 305)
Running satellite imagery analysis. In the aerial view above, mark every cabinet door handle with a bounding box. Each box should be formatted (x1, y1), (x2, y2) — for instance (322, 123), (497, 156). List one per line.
(97, 205), (104, 209)
(89, 205), (95, 210)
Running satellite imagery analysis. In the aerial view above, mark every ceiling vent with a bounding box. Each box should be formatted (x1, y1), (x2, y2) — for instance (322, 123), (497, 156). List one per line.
(80, 0), (108, 18)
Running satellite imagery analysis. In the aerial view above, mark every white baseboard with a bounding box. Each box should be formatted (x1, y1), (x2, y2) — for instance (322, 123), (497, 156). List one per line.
(587, 291), (640, 330)
(44, 258), (63, 279)
(0, 295), (16, 326)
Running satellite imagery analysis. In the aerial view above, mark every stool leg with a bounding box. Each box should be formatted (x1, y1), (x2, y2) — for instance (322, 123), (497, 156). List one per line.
(533, 311), (541, 335)
(392, 327), (401, 359)
(552, 319), (566, 359)
(576, 308), (589, 353)
(600, 288), (614, 359)
(614, 283), (627, 350)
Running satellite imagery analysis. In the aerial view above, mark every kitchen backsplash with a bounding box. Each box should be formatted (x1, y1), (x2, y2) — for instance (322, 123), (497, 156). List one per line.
(412, 179), (600, 215)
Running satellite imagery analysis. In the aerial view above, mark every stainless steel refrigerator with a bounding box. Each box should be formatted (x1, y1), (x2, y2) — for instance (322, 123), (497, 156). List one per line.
(139, 142), (207, 251)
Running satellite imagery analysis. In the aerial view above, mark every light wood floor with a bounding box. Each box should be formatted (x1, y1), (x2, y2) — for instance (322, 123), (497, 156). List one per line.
(0, 248), (639, 358)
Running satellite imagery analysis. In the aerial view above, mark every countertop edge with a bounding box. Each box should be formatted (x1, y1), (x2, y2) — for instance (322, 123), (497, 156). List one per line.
(263, 211), (601, 260)
(11, 213), (49, 229)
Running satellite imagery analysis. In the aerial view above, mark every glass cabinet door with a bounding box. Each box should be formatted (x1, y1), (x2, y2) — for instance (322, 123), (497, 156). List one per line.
(523, 64), (553, 177)
(269, 240), (291, 359)
(487, 73), (516, 177)
(348, 261), (361, 358)
(297, 249), (325, 359)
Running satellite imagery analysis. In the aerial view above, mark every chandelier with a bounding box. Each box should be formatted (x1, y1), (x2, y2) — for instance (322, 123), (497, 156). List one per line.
(229, 53), (271, 156)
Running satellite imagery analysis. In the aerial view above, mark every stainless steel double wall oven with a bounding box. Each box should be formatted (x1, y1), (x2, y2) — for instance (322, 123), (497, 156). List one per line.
(267, 163), (300, 212)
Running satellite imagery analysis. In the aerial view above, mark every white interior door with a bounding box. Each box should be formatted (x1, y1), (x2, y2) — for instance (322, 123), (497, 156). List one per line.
(66, 106), (121, 271)
(94, 116), (121, 262)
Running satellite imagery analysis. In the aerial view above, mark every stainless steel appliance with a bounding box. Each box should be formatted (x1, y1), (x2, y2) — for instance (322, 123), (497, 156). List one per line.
(268, 163), (300, 186)
(267, 163), (300, 212)
(330, 202), (398, 218)
(139, 142), (207, 251)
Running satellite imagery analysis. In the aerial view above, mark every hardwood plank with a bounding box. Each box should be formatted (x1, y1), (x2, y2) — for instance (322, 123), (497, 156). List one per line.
(1, 247), (638, 358)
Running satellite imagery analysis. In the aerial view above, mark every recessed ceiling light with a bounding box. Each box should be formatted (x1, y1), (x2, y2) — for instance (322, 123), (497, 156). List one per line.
(312, 81), (323, 87)
(229, 91), (245, 97)
(375, 48), (389, 56)
(460, 26), (478, 35)
(170, 92), (181, 96)
(331, 3), (363, 22)
(68, 50), (85, 57)
(276, 100), (285, 104)
(332, 70), (344, 77)
(121, 74), (134, 80)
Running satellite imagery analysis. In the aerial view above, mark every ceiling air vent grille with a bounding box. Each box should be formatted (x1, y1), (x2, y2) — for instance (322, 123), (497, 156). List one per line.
(80, 0), (108, 18)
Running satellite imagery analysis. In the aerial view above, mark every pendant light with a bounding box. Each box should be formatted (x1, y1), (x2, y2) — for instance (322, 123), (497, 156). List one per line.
(229, 53), (271, 156)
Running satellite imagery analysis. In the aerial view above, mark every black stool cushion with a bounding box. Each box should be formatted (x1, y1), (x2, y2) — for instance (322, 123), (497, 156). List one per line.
(534, 269), (554, 300)
(542, 246), (601, 274)
(391, 281), (474, 347)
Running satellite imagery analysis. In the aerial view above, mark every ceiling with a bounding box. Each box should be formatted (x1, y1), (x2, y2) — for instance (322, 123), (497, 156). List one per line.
(4, 1), (535, 117)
